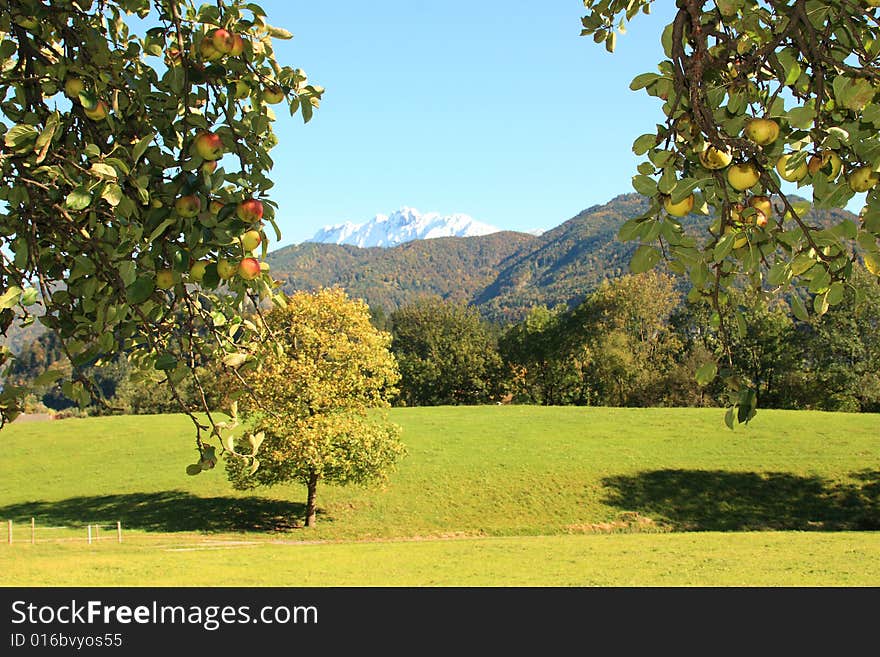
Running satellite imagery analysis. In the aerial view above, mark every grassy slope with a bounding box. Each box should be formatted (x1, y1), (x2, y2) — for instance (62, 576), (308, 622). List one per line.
(0, 407), (878, 539)
(0, 407), (877, 585)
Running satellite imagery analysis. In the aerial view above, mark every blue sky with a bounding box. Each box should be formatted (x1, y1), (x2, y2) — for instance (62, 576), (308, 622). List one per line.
(261, 1), (679, 246)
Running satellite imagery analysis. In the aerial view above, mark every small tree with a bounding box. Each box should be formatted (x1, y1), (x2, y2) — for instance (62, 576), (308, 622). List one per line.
(226, 288), (404, 527)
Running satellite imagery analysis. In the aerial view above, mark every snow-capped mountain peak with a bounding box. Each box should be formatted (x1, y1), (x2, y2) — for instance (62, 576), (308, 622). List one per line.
(307, 207), (501, 248)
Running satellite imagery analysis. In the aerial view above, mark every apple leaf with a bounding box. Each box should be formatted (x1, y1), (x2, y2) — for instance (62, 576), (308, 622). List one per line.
(32, 368), (65, 387)
(864, 251), (880, 276)
(713, 233), (735, 262)
(125, 276), (155, 305)
(826, 281), (845, 306)
(629, 72), (660, 91)
(268, 26), (293, 39)
(147, 218), (175, 244)
(618, 218), (642, 242)
(248, 431), (265, 454)
(0, 286), (22, 309)
(89, 162), (118, 180)
(4, 124), (38, 152)
(631, 174), (657, 196)
(632, 133), (658, 156)
(19, 287), (38, 306)
(186, 463), (203, 476)
(790, 293), (810, 321)
(724, 406), (735, 430)
(102, 183), (123, 207)
(249, 458), (261, 475)
(65, 187), (92, 211)
(222, 352), (249, 368)
(695, 362), (718, 386)
(629, 245), (660, 274)
(767, 261), (791, 286)
(132, 133), (154, 164)
(34, 112), (60, 164)
(154, 353), (178, 370)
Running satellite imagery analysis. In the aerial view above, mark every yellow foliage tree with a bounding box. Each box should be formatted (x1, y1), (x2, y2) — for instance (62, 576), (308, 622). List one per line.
(226, 288), (404, 527)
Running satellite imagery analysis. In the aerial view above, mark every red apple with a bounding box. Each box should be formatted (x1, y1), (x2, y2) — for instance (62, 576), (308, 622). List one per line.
(236, 198), (264, 222)
(84, 100), (109, 121)
(165, 47), (182, 67)
(200, 159), (218, 175)
(211, 28), (236, 54)
(175, 194), (201, 217)
(209, 199), (224, 215)
(194, 130), (224, 161)
(229, 34), (245, 56)
(238, 257), (261, 280)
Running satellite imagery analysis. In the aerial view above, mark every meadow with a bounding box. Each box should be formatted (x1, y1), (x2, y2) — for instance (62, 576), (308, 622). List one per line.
(0, 406), (877, 586)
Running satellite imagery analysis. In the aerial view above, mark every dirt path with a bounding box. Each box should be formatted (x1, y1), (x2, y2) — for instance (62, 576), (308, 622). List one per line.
(12, 412), (54, 423)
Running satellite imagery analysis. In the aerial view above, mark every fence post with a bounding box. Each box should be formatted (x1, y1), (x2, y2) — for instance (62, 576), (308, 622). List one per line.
(87, 524), (92, 545)
(7, 520), (11, 545)
(94, 524), (99, 541)
(31, 518), (35, 545)
(117, 521), (122, 544)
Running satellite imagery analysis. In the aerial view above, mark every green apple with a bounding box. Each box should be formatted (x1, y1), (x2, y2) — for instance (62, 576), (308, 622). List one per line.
(233, 80), (250, 100)
(776, 154), (808, 182)
(239, 230), (262, 252)
(189, 260), (209, 282)
(808, 151), (842, 180)
(727, 162), (760, 191)
(64, 77), (84, 99)
(663, 194), (695, 217)
(743, 118), (780, 146)
(699, 145), (733, 170)
(199, 38), (223, 62)
(156, 269), (176, 290)
(723, 223), (749, 249)
(263, 86), (285, 104)
(216, 258), (238, 280)
(847, 165), (880, 192)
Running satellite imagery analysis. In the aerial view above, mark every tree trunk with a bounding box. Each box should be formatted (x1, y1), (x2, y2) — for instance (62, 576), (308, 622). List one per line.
(304, 471), (319, 527)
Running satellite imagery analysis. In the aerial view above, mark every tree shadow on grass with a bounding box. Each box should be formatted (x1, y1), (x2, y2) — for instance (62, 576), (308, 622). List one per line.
(601, 469), (880, 531)
(0, 491), (321, 533)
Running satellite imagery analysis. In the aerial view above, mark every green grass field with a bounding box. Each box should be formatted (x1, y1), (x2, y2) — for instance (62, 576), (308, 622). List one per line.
(0, 406), (878, 585)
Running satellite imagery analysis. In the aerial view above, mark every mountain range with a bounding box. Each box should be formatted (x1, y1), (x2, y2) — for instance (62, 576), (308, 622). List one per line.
(307, 207), (502, 248)
(270, 194), (649, 323)
(270, 193), (854, 324)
